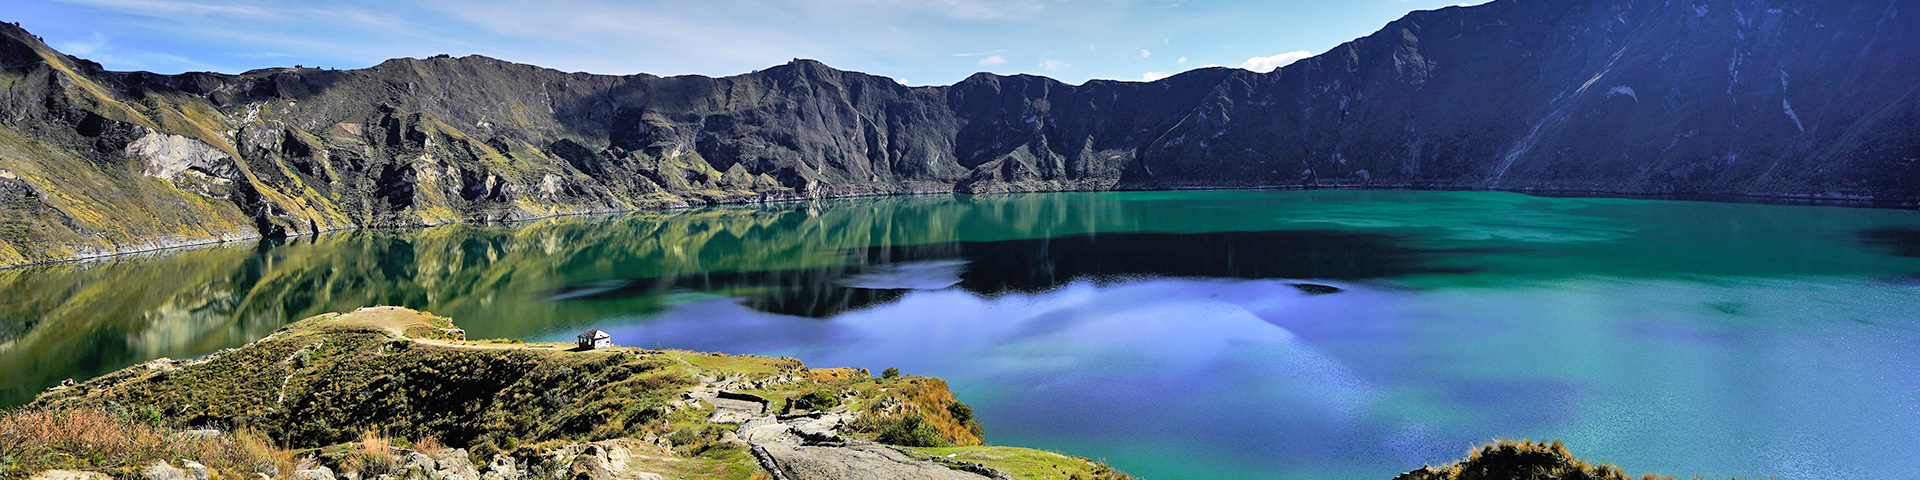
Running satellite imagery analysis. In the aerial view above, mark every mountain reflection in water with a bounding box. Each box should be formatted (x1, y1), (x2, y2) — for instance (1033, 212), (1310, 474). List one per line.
(3, 190), (1918, 480)
(544, 229), (1469, 317)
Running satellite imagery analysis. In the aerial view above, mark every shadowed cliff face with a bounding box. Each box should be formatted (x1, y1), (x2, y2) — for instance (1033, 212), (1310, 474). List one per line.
(1, 0), (1917, 266)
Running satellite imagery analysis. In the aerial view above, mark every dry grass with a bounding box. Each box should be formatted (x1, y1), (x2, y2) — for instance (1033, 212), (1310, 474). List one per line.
(335, 431), (462, 477)
(339, 430), (401, 477)
(0, 407), (293, 479)
(804, 367), (869, 382)
(413, 435), (445, 454)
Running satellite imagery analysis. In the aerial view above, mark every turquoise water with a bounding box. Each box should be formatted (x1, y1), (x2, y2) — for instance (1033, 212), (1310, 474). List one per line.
(3, 190), (1917, 478)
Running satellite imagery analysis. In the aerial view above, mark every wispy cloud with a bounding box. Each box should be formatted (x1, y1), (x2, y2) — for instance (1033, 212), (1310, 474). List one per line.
(977, 55), (1007, 66)
(1038, 59), (1066, 70)
(58, 0), (274, 17)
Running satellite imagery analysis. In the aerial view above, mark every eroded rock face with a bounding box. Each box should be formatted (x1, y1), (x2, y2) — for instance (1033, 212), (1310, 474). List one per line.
(127, 129), (234, 180)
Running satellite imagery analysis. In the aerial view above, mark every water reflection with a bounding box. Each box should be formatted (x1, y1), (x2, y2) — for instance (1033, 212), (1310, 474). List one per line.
(3, 190), (1919, 480)
(1859, 227), (1920, 257)
(548, 229), (1467, 317)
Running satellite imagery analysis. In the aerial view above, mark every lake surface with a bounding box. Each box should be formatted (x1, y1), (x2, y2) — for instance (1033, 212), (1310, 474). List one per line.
(3, 190), (1918, 479)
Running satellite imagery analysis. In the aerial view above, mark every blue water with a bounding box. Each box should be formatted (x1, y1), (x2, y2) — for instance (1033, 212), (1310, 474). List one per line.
(7, 190), (1918, 479)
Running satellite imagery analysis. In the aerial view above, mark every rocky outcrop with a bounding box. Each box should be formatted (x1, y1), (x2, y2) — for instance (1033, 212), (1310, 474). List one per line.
(741, 413), (995, 480)
(1, 1), (1917, 266)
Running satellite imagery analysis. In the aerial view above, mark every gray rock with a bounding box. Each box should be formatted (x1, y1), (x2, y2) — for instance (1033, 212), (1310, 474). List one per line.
(399, 452), (436, 474)
(478, 455), (517, 480)
(29, 471), (110, 480)
(142, 461), (188, 480)
(742, 413), (989, 480)
(424, 448), (479, 480)
(179, 460), (210, 480)
(554, 441), (665, 480)
(290, 467), (336, 480)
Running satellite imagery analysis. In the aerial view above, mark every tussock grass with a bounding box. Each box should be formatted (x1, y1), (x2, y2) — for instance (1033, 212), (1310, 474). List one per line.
(0, 406), (293, 479)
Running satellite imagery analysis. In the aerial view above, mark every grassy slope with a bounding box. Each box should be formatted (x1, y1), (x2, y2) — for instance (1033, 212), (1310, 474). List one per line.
(16, 307), (1107, 479)
(0, 32), (260, 266)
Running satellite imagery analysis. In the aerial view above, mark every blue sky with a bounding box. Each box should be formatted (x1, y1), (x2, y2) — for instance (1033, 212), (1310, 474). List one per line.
(11, 0), (1491, 85)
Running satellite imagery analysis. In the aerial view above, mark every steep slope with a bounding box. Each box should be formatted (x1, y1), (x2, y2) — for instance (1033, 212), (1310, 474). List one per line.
(1, 0), (1916, 267)
(1139, 0), (1920, 198)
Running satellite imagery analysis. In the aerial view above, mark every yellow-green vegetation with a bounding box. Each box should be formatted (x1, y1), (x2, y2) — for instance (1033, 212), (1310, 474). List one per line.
(31, 307), (696, 458)
(16, 307), (992, 479)
(1394, 440), (1756, 480)
(903, 446), (1141, 480)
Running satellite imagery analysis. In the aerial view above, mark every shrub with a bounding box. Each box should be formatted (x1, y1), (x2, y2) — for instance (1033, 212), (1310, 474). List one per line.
(871, 414), (947, 447)
(1394, 440), (1690, 480)
(945, 402), (973, 423)
(783, 390), (840, 413)
(881, 367), (900, 379)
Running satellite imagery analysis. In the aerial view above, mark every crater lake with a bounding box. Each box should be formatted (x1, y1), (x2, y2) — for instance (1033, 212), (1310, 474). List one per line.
(3, 190), (1916, 479)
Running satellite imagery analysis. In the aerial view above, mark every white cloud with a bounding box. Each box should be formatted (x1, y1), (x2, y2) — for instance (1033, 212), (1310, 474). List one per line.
(1236, 50), (1311, 73)
(1176, 57), (1187, 64)
(1141, 71), (1171, 81)
(896, 78), (909, 85)
(1138, 49), (1151, 58)
(977, 55), (1006, 66)
(60, 0), (273, 17)
(56, 33), (108, 56)
(1038, 59), (1066, 70)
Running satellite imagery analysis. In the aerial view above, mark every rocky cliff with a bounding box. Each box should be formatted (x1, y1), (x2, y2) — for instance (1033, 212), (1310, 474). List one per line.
(1, 0), (1915, 266)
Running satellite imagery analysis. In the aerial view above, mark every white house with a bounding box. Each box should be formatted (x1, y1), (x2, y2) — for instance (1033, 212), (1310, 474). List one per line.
(577, 329), (612, 350)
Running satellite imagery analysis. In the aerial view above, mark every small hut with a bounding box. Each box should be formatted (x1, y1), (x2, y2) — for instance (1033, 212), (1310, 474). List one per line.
(577, 329), (612, 350)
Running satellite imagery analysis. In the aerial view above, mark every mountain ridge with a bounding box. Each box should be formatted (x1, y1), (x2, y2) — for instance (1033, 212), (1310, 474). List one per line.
(1, 0), (1915, 267)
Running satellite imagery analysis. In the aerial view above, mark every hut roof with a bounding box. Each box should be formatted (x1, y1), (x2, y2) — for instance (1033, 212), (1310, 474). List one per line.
(578, 329), (611, 340)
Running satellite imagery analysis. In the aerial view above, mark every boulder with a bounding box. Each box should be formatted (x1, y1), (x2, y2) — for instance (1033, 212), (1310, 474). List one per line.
(398, 453), (435, 474)
(424, 448), (479, 480)
(478, 455), (517, 480)
(290, 466), (336, 480)
(179, 460), (210, 480)
(142, 461), (188, 480)
(29, 471), (110, 480)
